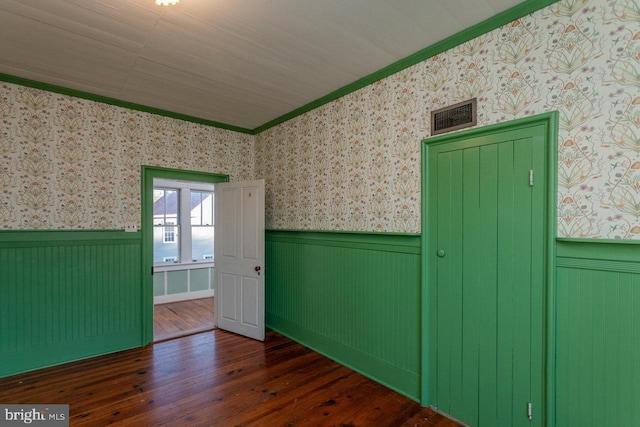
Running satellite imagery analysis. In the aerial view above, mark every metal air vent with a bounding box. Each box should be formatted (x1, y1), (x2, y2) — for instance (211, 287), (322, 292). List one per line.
(431, 98), (477, 135)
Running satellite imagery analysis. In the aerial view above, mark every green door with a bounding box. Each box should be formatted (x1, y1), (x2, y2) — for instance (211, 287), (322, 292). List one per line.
(426, 123), (547, 427)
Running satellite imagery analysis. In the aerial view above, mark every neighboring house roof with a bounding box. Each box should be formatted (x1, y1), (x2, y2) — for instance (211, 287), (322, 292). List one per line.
(153, 191), (211, 216)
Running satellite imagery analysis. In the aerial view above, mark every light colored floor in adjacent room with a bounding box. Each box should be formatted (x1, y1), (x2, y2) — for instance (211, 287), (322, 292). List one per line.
(153, 297), (215, 342)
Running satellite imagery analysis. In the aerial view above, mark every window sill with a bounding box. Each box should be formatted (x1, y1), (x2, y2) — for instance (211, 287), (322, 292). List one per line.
(153, 261), (214, 273)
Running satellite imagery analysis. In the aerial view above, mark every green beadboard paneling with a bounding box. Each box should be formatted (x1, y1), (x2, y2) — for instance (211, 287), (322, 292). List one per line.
(265, 230), (421, 401)
(555, 240), (640, 427)
(0, 230), (143, 378)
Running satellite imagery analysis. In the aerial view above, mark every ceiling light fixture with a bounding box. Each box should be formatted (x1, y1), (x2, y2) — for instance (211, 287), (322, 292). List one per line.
(155, 0), (179, 6)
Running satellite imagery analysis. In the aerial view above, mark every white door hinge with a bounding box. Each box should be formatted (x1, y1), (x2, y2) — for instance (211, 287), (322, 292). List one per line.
(529, 170), (534, 187)
(527, 402), (533, 420)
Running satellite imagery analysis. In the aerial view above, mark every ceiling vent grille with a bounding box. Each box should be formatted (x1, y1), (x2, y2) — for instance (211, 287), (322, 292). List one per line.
(431, 98), (477, 135)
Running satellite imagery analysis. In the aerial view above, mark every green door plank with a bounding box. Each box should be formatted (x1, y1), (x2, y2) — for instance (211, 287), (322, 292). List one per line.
(477, 143), (499, 427)
(460, 146), (481, 426)
(448, 150), (464, 418)
(496, 140), (516, 427)
(435, 151), (453, 412)
(434, 150), (465, 415)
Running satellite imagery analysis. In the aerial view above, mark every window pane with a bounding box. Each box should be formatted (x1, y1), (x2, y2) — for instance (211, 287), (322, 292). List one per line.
(202, 192), (214, 226)
(154, 225), (180, 263)
(192, 226), (214, 261)
(191, 191), (214, 226)
(153, 188), (179, 225)
(191, 191), (202, 225)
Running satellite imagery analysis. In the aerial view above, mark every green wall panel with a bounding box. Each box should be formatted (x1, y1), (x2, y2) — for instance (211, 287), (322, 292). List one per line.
(555, 240), (640, 427)
(166, 270), (188, 295)
(153, 272), (165, 297)
(0, 230), (143, 378)
(190, 268), (211, 292)
(265, 230), (421, 401)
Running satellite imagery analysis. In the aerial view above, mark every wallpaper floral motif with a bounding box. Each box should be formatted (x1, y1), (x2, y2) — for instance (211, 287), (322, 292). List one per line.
(0, 86), (254, 230)
(255, 0), (640, 239)
(1, 0), (637, 238)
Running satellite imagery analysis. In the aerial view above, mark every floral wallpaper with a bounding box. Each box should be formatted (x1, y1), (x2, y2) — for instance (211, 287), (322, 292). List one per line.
(0, 0), (637, 238)
(0, 85), (254, 230)
(255, 0), (640, 239)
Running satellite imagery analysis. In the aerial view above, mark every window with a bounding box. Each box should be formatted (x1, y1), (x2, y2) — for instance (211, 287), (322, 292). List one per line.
(163, 223), (176, 243)
(153, 180), (215, 265)
(154, 188), (180, 262)
(190, 190), (214, 262)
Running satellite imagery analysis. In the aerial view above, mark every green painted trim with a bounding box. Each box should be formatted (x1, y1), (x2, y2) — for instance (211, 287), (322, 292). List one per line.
(268, 315), (420, 402)
(556, 258), (640, 274)
(266, 230), (420, 254)
(0, 72), (254, 135)
(419, 111), (559, 419)
(253, 0), (560, 133)
(0, 229), (140, 247)
(557, 239), (640, 263)
(266, 228), (420, 237)
(423, 112), (559, 147)
(545, 113), (559, 427)
(557, 237), (640, 245)
(140, 166), (228, 344)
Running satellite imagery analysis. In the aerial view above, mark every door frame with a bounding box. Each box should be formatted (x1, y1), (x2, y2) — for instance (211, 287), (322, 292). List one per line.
(420, 112), (558, 426)
(141, 166), (229, 345)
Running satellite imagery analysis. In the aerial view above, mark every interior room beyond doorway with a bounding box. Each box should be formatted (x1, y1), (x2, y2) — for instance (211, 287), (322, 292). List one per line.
(154, 297), (215, 341)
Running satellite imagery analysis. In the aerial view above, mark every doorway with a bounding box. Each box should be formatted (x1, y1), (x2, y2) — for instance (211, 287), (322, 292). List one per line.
(421, 113), (557, 426)
(153, 297), (215, 341)
(141, 166), (229, 344)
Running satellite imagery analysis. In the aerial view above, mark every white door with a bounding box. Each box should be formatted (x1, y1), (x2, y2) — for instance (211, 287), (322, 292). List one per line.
(214, 180), (265, 341)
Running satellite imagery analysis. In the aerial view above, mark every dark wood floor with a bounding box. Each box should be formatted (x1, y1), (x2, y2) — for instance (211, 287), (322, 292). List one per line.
(154, 297), (215, 342)
(0, 329), (462, 427)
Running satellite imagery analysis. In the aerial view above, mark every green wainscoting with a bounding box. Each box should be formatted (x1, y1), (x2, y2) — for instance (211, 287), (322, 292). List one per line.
(555, 239), (640, 427)
(0, 230), (143, 378)
(265, 230), (422, 401)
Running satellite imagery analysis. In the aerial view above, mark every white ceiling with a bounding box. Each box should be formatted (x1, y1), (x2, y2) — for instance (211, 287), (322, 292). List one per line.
(0, 0), (524, 131)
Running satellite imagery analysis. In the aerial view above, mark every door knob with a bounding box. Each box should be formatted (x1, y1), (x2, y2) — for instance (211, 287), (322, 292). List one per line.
(254, 266), (261, 271)
(436, 249), (446, 257)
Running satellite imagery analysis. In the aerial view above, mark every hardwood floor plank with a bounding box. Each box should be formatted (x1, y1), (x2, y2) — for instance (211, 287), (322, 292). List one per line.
(154, 297), (215, 342)
(0, 329), (462, 427)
